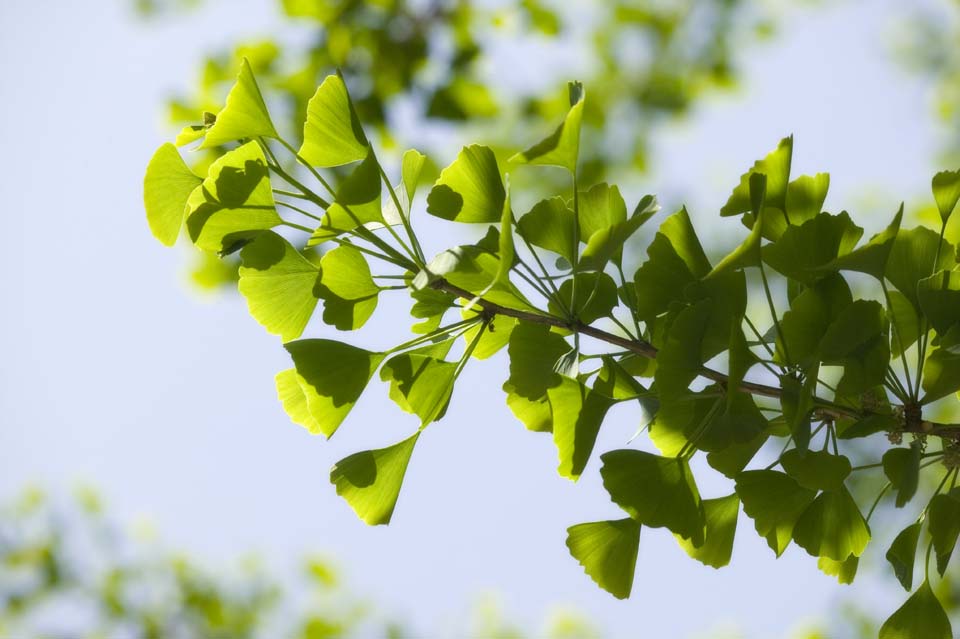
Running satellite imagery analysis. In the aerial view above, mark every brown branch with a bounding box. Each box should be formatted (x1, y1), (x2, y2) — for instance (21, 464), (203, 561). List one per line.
(431, 278), (960, 439)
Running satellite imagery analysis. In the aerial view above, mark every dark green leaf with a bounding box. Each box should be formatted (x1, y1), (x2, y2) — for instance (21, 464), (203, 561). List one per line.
(886, 226), (957, 311)
(549, 377), (614, 480)
(928, 488), (960, 576)
(886, 522), (922, 591)
(721, 136), (792, 218)
(879, 581), (952, 639)
(791, 488), (870, 561)
(780, 449), (852, 492)
(549, 272), (618, 324)
(735, 470), (817, 557)
(922, 347), (960, 404)
(827, 205), (903, 280)
(918, 269), (960, 335)
(762, 212), (863, 284)
(882, 444), (923, 508)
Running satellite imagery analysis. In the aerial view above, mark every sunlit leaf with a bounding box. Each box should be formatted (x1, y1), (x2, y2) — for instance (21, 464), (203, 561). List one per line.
(284, 339), (384, 438)
(886, 226), (957, 311)
(200, 58), (278, 148)
(549, 377), (614, 480)
(932, 169), (960, 225)
(380, 342), (457, 425)
(827, 205), (902, 280)
(144, 143), (202, 246)
(780, 449), (851, 492)
(300, 73), (369, 168)
(185, 141), (281, 252)
(565, 518), (639, 600)
(275, 368), (321, 434)
(238, 231), (321, 341)
(818, 555), (859, 585)
(310, 150), (384, 243)
(721, 136), (792, 218)
(762, 212), (863, 284)
(549, 272), (618, 324)
(510, 82), (584, 173)
(736, 470), (816, 557)
(427, 145), (505, 223)
(330, 432), (419, 525)
(580, 193), (658, 270)
(791, 488), (870, 561)
(316, 245), (380, 330)
(401, 149), (427, 204)
(517, 197), (577, 264)
(886, 522), (922, 591)
(601, 450), (704, 545)
(676, 494), (739, 569)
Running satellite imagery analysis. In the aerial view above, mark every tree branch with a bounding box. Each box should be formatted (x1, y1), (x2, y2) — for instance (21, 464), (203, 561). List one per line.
(431, 278), (960, 439)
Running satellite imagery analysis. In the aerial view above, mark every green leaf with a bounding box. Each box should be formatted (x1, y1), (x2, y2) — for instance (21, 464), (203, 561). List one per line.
(580, 193), (658, 270)
(706, 202), (764, 278)
(577, 183), (627, 245)
(144, 143), (203, 246)
(933, 169), (960, 224)
(706, 432), (768, 479)
(879, 581), (952, 639)
(827, 205), (903, 280)
(460, 309), (516, 360)
(409, 288), (455, 334)
(600, 450), (704, 545)
(517, 197), (577, 264)
(762, 212), (863, 284)
(721, 136), (793, 218)
(777, 273), (853, 369)
(888, 289), (922, 356)
(736, 470), (817, 557)
(779, 370), (817, 453)
(401, 149), (427, 204)
(817, 555), (859, 585)
(918, 269), (960, 335)
(633, 207), (710, 320)
(549, 272), (618, 324)
(200, 58), (278, 149)
(928, 488), (960, 576)
(819, 300), (890, 394)
(549, 377), (614, 480)
(784, 173), (830, 225)
(185, 141), (281, 252)
(316, 245), (380, 331)
(284, 340), (384, 438)
(922, 347), (960, 404)
(380, 341), (456, 425)
(310, 150), (384, 243)
(505, 392), (553, 433)
(882, 444), (923, 508)
(427, 145), (505, 223)
(275, 368), (321, 434)
(886, 522), (922, 591)
(330, 432), (419, 526)
(676, 494), (739, 569)
(791, 488), (870, 561)
(565, 518), (639, 600)
(425, 242), (533, 312)
(299, 73), (369, 168)
(238, 231), (321, 341)
(886, 226), (957, 311)
(510, 82), (584, 173)
(780, 450), (852, 492)
(502, 321), (569, 400)
(654, 301), (712, 399)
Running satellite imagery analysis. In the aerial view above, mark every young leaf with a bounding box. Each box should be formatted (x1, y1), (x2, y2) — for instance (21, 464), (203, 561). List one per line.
(886, 522), (922, 591)
(735, 470), (817, 557)
(316, 245), (380, 331)
(310, 150), (383, 243)
(762, 211), (863, 284)
(299, 73), (369, 168)
(517, 197), (577, 264)
(706, 432), (768, 479)
(600, 449), (705, 546)
(144, 143), (202, 246)
(721, 136), (793, 218)
(330, 432), (420, 525)
(653, 300), (712, 399)
(502, 321), (569, 400)
(878, 581), (952, 639)
(918, 269), (960, 335)
(922, 347), (960, 404)
(510, 81), (584, 173)
(200, 58), (278, 149)
(283, 339), (385, 438)
(548, 377), (614, 480)
(580, 193), (658, 270)
(676, 494), (739, 569)
(185, 141), (281, 252)
(791, 488), (870, 561)
(882, 445), (922, 508)
(427, 145), (505, 223)
(780, 450), (852, 492)
(238, 231), (322, 341)
(401, 149), (427, 204)
(784, 172), (830, 225)
(565, 518), (640, 600)
(928, 488), (960, 576)
(380, 343), (457, 425)
(932, 169), (960, 224)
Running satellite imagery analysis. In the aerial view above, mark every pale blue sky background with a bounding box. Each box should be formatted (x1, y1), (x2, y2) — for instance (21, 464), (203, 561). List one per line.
(0, 0), (950, 637)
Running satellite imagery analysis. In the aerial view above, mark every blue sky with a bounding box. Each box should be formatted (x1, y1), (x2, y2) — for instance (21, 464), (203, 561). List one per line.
(0, 1), (948, 636)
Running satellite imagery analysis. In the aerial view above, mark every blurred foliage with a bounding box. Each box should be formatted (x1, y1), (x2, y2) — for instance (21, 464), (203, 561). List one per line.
(0, 487), (599, 638)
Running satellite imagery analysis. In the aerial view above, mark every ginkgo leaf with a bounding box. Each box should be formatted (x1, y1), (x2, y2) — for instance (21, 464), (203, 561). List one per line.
(921, 347), (960, 405)
(548, 377), (614, 480)
(200, 58), (278, 149)
(886, 226), (957, 311)
(548, 272), (618, 324)
(928, 488), (960, 576)
(275, 368), (322, 434)
(882, 444), (922, 508)
(238, 231), (321, 341)
(580, 194), (659, 270)
(380, 342), (457, 425)
(827, 205), (903, 280)
(300, 73), (369, 168)
(918, 269), (960, 335)
(565, 518), (640, 600)
(879, 581), (952, 639)
(510, 82), (584, 173)
(600, 449), (704, 545)
(676, 494), (739, 569)
(721, 136), (793, 218)
(932, 169), (960, 225)
(818, 555), (859, 585)
(284, 339), (384, 438)
(310, 150), (383, 243)
(330, 432), (419, 525)
(784, 172), (830, 225)
(144, 143), (203, 246)
(427, 145), (505, 223)
(185, 141), (281, 252)
(316, 244), (380, 330)
(517, 197), (577, 264)
(780, 449), (851, 492)
(736, 470), (816, 557)
(578, 183), (627, 248)
(886, 522), (922, 591)
(791, 488), (870, 561)
(401, 148), (427, 204)
(762, 211), (863, 284)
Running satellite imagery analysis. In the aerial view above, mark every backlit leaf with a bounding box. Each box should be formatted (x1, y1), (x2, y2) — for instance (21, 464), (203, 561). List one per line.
(878, 581), (952, 639)
(549, 377), (614, 480)
(932, 169), (960, 224)
(565, 518), (639, 600)
(791, 488), (870, 561)
(736, 470), (816, 557)
(330, 432), (419, 525)
(200, 58), (278, 148)
(300, 73), (369, 168)
(928, 488), (960, 576)
(721, 136), (792, 218)
(316, 245), (380, 331)
(427, 145), (505, 223)
(144, 143), (202, 246)
(780, 450), (851, 492)
(676, 494), (739, 569)
(510, 82), (584, 173)
(517, 197), (576, 264)
(886, 522), (922, 591)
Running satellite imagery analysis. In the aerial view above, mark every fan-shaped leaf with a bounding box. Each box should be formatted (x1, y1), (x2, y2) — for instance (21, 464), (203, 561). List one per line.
(879, 581), (952, 639)
(791, 488), (870, 561)
(676, 494), (739, 569)
(549, 377), (614, 480)
(330, 432), (419, 525)
(144, 143), (202, 246)
(427, 145), (505, 223)
(300, 73), (369, 168)
(510, 82), (584, 173)
(736, 470), (816, 556)
(200, 58), (278, 149)
(565, 518), (639, 600)
(316, 245), (380, 331)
